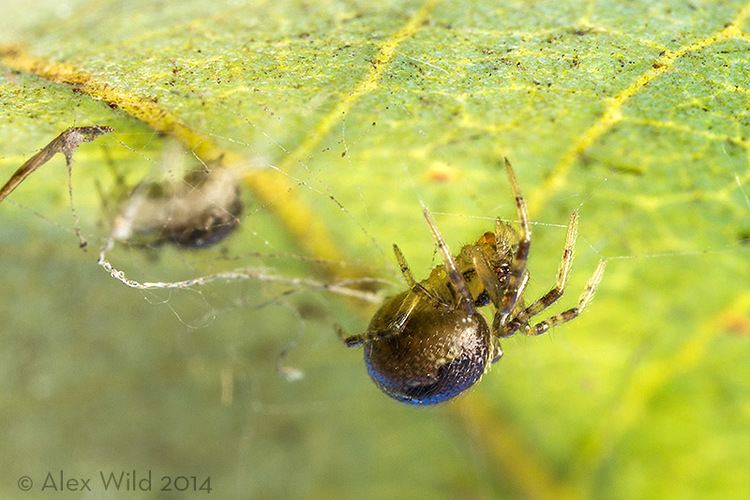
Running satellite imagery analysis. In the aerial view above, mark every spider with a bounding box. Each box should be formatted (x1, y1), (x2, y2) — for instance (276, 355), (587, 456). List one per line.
(108, 167), (243, 249)
(337, 158), (606, 405)
(0, 127), (243, 250)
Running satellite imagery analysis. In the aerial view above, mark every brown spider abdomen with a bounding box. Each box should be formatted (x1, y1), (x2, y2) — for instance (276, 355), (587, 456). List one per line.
(363, 294), (493, 405)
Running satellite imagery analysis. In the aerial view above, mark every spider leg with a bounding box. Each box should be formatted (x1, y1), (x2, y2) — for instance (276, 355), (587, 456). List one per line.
(335, 292), (421, 347)
(422, 205), (475, 315)
(516, 259), (606, 336)
(498, 211), (579, 336)
(335, 323), (367, 347)
(393, 243), (450, 308)
(496, 158), (531, 325)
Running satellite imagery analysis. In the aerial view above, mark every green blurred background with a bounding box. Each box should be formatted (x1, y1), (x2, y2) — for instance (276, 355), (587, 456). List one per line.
(1, 1), (749, 499)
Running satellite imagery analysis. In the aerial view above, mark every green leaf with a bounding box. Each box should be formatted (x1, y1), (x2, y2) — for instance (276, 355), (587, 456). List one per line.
(2, 1), (750, 499)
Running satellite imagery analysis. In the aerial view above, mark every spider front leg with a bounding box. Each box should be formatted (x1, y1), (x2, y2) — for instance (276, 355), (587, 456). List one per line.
(421, 206), (475, 315)
(501, 259), (606, 338)
(497, 210), (579, 336)
(526, 259), (606, 335)
(496, 158), (531, 325)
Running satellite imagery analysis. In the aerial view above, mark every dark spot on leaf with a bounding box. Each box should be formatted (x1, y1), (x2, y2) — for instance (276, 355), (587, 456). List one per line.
(0, 46), (20, 57)
(570, 27), (592, 36)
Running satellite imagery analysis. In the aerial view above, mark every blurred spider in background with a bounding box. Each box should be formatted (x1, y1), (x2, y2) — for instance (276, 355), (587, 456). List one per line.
(0, 127), (243, 250)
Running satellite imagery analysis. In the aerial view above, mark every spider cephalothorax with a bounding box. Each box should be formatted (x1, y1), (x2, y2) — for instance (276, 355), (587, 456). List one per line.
(338, 158), (606, 405)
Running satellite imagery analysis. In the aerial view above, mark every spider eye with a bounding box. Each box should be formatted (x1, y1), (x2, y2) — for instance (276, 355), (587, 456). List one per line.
(363, 309), (492, 405)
